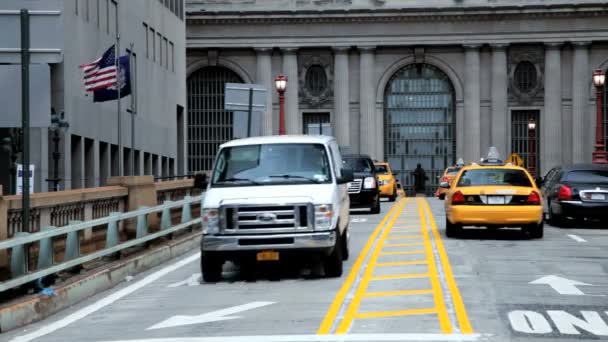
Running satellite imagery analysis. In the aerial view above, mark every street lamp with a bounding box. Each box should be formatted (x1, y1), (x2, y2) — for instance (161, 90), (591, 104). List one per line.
(46, 112), (69, 191)
(1, 129), (22, 195)
(527, 119), (537, 177)
(274, 74), (287, 135)
(592, 69), (608, 164)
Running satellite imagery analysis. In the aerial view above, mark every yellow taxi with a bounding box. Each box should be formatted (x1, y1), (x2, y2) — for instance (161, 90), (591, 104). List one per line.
(442, 148), (543, 239)
(374, 162), (398, 202)
(435, 160), (465, 200)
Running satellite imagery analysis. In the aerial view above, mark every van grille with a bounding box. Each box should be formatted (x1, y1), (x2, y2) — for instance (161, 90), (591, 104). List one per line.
(220, 204), (313, 234)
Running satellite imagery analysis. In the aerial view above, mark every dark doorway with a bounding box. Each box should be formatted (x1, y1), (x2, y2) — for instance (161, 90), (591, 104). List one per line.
(511, 110), (540, 176)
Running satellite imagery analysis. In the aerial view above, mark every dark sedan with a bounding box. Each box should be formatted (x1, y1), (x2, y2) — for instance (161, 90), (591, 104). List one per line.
(342, 154), (381, 214)
(539, 164), (608, 226)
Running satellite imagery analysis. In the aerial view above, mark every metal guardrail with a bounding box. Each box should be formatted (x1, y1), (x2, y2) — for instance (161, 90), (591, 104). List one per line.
(0, 195), (204, 293)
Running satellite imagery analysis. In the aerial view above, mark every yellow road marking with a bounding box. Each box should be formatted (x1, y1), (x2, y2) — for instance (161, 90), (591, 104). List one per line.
(379, 250), (425, 256)
(383, 242), (425, 247)
(355, 308), (437, 319)
(317, 199), (405, 335)
(422, 199), (474, 334)
(391, 229), (421, 232)
(334, 200), (407, 334)
(374, 260), (427, 267)
(364, 289), (433, 297)
(370, 273), (428, 281)
(386, 235), (424, 240)
(417, 198), (453, 334)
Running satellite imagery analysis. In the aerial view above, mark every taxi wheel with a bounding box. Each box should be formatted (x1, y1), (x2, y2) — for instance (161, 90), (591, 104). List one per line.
(389, 188), (397, 202)
(526, 222), (544, 239)
(445, 218), (462, 238)
(438, 193), (446, 200)
(201, 253), (223, 283)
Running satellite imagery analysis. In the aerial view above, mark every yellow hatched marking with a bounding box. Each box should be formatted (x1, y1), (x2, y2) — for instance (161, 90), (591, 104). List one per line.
(370, 273), (429, 281)
(317, 199), (406, 334)
(422, 199), (474, 334)
(334, 200), (407, 334)
(355, 308), (437, 319)
(364, 289), (433, 298)
(379, 250), (425, 256)
(374, 260), (427, 267)
(417, 198), (453, 334)
(386, 235), (424, 240)
(383, 242), (425, 248)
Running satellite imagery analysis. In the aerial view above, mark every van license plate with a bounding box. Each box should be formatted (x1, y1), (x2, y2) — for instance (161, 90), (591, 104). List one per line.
(488, 196), (505, 205)
(591, 194), (605, 201)
(257, 251), (279, 261)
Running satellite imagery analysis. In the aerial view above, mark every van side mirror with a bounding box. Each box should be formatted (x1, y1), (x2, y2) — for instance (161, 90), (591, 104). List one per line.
(439, 181), (450, 189)
(338, 168), (354, 184)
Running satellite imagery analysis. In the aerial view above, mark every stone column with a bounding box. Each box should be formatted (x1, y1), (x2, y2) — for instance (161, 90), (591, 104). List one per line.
(333, 47), (350, 147)
(359, 46), (376, 158)
(256, 48), (274, 135)
(543, 43), (563, 172)
(571, 42), (590, 164)
(282, 48), (300, 134)
(464, 45), (481, 162)
(490, 44), (509, 156)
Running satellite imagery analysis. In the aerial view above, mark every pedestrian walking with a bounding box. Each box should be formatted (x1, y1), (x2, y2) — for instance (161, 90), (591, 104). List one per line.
(412, 163), (428, 196)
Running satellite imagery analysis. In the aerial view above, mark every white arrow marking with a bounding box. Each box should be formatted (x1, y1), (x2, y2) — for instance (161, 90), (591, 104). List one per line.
(147, 301), (275, 330)
(167, 273), (201, 288)
(530, 275), (592, 295)
(351, 218), (368, 223)
(567, 234), (587, 243)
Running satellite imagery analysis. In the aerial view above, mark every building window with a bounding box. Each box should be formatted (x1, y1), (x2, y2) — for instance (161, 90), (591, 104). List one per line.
(109, 0), (117, 36)
(75, 0), (79, 15)
(151, 28), (156, 62)
(143, 23), (149, 58)
(514, 61), (538, 94)
(170, 41), (175, 72)
(303, 113), (331, 136)
(604, 70), (608, 152)
(157, 32), (162, 65)
(96, 0), (100, 27)
(163, 37), (168, 69)
(85, 0), (90, 22)
(105, 0), (109, 33)
(305, 65), (328, 96)
(179, 0), (183, 20)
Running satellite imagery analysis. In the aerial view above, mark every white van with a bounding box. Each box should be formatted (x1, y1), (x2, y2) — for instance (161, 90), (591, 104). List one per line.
(200, 135), (353, 282)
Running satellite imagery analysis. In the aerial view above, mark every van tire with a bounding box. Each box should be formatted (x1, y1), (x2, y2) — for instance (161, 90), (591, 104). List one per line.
(324, 231), (343, 277)
(341, 227), (349, 261)
(201, 253), (223, 283)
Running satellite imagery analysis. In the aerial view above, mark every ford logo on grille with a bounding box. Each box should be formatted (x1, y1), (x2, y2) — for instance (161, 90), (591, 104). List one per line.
(257, 213), (277, 222)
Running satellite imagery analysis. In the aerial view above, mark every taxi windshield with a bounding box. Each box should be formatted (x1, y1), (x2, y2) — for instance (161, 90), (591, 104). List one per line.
(446, 167), (462, 175)
(457, 168), (532, 187)
(375, 164), (390, 174)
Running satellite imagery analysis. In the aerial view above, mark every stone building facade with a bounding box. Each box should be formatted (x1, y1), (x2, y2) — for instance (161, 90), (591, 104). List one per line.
(186, 0), (608, 193)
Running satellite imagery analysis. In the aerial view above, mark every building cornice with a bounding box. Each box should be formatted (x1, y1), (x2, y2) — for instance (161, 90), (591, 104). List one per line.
(187, 4), (608, 25)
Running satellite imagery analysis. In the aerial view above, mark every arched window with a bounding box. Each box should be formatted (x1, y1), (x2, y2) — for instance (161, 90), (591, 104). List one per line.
(305, 65), (328, 96)
(187, 66), (243, 173)
(514, 61), (538, 93)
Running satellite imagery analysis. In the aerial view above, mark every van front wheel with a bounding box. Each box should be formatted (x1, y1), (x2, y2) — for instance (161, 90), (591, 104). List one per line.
(324, 231), (344, 277)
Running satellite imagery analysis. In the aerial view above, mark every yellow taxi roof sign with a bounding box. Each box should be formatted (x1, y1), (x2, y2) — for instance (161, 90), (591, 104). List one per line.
(507, 153), (524, 167)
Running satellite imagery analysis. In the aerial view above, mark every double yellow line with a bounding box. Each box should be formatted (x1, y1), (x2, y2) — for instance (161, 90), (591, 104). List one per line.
(317, 198), (473, 335)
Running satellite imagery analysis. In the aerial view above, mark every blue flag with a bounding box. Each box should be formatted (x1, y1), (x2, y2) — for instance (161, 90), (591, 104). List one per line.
(93, 55), (131, 102)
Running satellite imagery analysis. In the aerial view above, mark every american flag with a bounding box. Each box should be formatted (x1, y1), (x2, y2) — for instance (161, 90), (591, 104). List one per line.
(80, 45), (118, 92)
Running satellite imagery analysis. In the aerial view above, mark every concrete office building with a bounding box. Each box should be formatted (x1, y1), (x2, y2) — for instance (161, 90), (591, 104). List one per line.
(186, 0), (608, 194)
(0, 0), (186, 193)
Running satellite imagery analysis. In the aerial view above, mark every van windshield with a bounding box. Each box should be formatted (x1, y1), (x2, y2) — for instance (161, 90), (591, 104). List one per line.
(211, 143), (332, 187)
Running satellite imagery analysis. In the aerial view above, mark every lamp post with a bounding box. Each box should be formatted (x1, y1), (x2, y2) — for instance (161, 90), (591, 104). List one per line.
(46, 112), (69, 191)
(527, 119), (537, 178)
(592, 69), (608, 164)
(1, 129), (22, 195)
(274, 74), (287, 135)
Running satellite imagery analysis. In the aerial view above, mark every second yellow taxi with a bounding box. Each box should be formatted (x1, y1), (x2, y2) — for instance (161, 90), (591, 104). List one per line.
(374, 162), (398, 202)
(442, 148), (543, 239)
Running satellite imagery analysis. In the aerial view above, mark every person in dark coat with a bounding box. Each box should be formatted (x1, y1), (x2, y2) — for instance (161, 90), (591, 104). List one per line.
(412, 163), (428, 195)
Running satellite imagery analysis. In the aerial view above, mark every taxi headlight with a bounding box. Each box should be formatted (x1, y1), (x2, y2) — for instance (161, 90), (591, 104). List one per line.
(363, 177), (376, 189)
(314, 204), (334, 231)
(202, 209), (219, 235)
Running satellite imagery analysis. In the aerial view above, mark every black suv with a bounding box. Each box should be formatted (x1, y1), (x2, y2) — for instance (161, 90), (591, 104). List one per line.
(342, 154), (381, 214)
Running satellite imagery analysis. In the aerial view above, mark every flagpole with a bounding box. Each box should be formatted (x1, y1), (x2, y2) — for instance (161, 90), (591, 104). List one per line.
(115, 0), (123, 176)
(129, 42), (136, 176)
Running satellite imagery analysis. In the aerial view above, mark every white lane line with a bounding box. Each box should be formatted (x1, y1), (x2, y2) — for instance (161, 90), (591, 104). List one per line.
(167, 273), (201, 288)
(10, 252), (201, 342)
(99, 334), (487, 342)
(567, 234), (587, 243)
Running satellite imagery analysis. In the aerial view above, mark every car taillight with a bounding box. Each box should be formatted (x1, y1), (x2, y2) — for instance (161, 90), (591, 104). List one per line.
(441, 176), (449, 182)
(558, 186), (573, 201)
(526, 191), (541, 205)
(452, 191), (465, 205)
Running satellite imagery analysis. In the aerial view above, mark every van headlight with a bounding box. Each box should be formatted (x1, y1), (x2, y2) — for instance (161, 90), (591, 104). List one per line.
(202, 209), (219, 235)
(314, 204), (334, 231)
(363, 177), (376, 189)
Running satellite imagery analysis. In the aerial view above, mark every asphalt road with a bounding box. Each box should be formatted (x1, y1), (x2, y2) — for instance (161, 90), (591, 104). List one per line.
(3, 198), (608, 342)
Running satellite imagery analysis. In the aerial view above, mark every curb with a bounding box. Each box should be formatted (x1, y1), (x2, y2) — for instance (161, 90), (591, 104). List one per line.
(0, 231), (202, 333)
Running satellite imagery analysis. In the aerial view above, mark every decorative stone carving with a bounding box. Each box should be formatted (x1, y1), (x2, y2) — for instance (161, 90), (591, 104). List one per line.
(299, 54), (334, 108)
(508, 45), (544, 104)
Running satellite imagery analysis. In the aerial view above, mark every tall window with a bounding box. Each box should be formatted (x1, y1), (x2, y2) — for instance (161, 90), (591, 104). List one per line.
(157, 32), (162, 65)
(514, 61), (538, 94)
(163, 37), (169, 69)
(151, 28), (156, 62)
(604, 70), (608, 152)
(187, 67), (243, 173)
(143, 23), (149, 58)
(170, 41), (175, 72)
